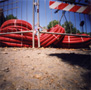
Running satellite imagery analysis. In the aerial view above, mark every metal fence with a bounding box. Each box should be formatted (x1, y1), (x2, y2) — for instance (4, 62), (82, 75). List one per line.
(0, 0), (35, 47)
(0, 0), (91, 48)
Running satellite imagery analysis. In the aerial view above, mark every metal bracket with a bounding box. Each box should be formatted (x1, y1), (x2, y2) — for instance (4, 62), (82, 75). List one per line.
(33, 2), (39, 6)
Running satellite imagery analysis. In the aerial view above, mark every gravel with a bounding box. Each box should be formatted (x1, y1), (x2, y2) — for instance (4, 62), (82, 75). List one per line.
(0, 47), (90, 90)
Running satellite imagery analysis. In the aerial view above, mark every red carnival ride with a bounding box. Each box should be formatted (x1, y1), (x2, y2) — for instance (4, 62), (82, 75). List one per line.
(0, 19), (91, 48)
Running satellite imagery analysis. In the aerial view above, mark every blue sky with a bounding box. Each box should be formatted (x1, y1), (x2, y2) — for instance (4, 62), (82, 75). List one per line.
(0, 0), (91, 33)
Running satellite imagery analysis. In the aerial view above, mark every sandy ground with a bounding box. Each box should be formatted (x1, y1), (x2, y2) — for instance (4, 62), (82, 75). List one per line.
(0, 47), (90, 90)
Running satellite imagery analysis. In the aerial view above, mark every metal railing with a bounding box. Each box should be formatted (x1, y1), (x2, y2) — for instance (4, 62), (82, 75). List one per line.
(0, 0), (91, 48)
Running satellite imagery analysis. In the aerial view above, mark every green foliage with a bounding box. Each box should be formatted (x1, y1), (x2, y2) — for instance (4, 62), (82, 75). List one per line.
(43, 26), (47, 29)
(0, 14), (17, 26)
(47, 20), (59, 29)
(47, 20), (81, 34)
(62, 21), (80, 34)
(87, 32), (91, 35)
(6, 14), (17, 20)
(82, 32), (91, 35)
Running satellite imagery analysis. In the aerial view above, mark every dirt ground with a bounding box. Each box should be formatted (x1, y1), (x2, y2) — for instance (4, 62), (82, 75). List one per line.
(0, 47), (90, 90)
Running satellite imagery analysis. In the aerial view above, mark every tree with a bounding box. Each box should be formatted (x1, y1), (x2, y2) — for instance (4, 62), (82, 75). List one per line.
(62, 21), (80, 34)
(47, 20), (59, 29)
(43, 26), (47, 29)
(0, 14), (17, 27)
(5, 14), (17, 20)
(87, 32), (91, 36)
(0, 9), (6, 27)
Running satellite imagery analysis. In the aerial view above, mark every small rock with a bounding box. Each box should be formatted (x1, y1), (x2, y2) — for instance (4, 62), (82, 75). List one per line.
(13, 48), (17, 51)
(2, 52), (8, 54)
(33, 71), (43, 80)
(75, 65), (79, 69)
(3, 68), (10, 72)
(38, 53), (41, 54)
(5, 52), (8, 54)
(31, 67), (35, 70)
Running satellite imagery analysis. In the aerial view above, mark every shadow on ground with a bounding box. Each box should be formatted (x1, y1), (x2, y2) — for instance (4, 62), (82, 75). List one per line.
(49, 53), (90, 70)
(49, 53), (91, 90)
(81, 71), (91, 90)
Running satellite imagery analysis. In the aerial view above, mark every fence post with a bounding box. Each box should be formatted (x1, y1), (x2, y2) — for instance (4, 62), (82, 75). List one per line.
(32, 0), (35, 48)
(37, 0), (40, 48)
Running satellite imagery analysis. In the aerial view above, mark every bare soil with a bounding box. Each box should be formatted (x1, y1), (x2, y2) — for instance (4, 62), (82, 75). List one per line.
(0, 47), (90, 90)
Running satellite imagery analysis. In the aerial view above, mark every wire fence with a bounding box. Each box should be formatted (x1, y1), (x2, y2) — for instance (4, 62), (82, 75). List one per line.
(0, 0), (91, 48)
